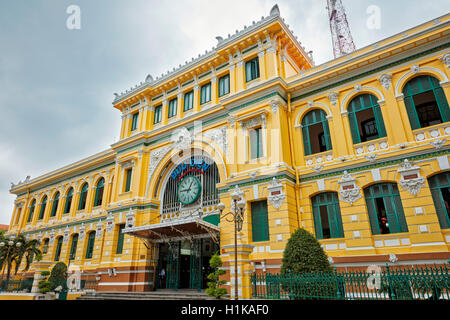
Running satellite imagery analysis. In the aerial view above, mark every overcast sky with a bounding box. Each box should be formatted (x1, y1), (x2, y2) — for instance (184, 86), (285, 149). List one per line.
(0, 0), (448, 225)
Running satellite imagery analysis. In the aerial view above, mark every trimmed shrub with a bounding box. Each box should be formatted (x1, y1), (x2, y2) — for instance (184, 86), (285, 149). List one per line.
(206, 253), (227, 299)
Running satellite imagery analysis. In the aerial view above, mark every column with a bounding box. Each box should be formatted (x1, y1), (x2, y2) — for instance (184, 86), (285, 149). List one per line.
(229, 63), (237, 95)
(162, 99), (168, 125)
(258, 50), (267, 81)
(177, 92), (184, 119)
(222, 244), (254, 299)
(396, 94), (415, 143)
(265, 37), (279, 79)
(341, 112), (356, 157)
(211, 75), (218, 105)
(193, 83), (200, 112)
(235, 58), (245, 92)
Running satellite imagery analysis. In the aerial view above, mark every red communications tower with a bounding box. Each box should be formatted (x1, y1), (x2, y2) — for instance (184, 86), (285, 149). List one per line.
(327, 0), (356, 58)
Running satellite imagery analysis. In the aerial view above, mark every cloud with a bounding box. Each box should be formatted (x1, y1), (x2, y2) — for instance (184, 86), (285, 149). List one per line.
(0, 0), (448, 225)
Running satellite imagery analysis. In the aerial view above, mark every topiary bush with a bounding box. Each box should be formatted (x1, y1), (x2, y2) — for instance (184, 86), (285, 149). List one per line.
(281, 228), (333, 274)
(280, 228), (339, 299)
(48, 262), (68, 292)
(206, 253), (227, 299)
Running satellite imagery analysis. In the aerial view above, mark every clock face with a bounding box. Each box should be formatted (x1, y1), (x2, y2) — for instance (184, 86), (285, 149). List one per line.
(177, 175), (201, 205)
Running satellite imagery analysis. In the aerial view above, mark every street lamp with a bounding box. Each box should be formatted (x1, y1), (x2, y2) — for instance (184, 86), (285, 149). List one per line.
(217, 186), (246, 300)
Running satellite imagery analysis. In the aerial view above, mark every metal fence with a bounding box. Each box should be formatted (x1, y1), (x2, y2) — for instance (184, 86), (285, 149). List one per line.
(0, 279), (34, 293)
(251, 265), (450, 300)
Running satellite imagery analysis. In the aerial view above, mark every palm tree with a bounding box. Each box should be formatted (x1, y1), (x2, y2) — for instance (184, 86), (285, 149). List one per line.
(0, 233), (42, 287)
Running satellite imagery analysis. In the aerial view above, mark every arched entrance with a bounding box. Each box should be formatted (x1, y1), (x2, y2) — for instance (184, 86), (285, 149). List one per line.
(124, 151), (222, 292)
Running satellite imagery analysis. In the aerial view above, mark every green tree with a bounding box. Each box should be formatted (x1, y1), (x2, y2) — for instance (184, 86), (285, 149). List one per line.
(206, 253), (227, 299)
(0, 233), (41, 284)
(280, 228), (337, 299)
(281, 228), (332, 274)
(48, 262), (68, 291)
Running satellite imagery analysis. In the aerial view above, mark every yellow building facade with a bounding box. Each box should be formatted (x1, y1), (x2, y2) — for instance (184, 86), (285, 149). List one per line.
(6, 7), (450, 299)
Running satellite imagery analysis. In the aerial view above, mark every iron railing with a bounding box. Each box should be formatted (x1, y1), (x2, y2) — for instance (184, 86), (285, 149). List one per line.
(251, 265), (450, 300)
(0, 279), (34, 293)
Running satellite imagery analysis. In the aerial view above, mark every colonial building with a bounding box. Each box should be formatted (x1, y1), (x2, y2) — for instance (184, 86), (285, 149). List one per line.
(6, 6), (450, 299)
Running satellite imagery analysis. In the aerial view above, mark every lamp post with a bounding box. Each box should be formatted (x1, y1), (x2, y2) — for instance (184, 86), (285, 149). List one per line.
(217, 186), (245, 300)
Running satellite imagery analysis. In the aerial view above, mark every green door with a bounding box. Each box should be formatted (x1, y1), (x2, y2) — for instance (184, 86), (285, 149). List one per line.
(166, 242), (180, 291)
(189, 239), (202, 292)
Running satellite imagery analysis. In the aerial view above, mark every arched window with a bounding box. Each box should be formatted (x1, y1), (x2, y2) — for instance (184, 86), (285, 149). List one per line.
(54, 237), (63, 261)
(428, 171), (450, 229)
(69, 234), (79, 261)
(301, 109), (332, 155)
(50, 192), (60, 217)
(42, 238), (49, 254)
(93, 178), (105, 207)
(364, 183), (408, 235)
(38, 196), (47, 220)
(27, 199), (36, 223)
(85, 231), (96, 259)
(311, 192), (344, 239)
(78, 183), (88, 211)
(64, 188), (73, 214)
(347, 94), (386, 144)
(402, 75), (450, 129)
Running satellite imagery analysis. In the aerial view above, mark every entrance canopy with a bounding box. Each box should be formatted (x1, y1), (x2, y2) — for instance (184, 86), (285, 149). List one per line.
(123, 217), (220, 244)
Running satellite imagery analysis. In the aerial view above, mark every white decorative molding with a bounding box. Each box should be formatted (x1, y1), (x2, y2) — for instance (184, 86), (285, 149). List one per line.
(202, 126), (228, 156)
(125, 209), (135, 229)
(440, 52), (450, 68)
(171, 126), (193, 151)
(106, 213), (114, 234)
(96, 220), (104, 239)
(389, 254), (398, 263)
(378, 74), (392, 90)
(327, 92), (339, 107)
(63, 227), (70, 243)
(430, 138), (447, 149)
(397, 159), (425, 196)
(79, 223), (86, 241)
(338, 171), (362, 205)
(267, 178), (286, 209)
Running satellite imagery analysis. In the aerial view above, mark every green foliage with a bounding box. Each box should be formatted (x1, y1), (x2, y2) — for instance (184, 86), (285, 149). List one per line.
(48, 262), (68, 292)
(205, 253), (227, 299)
(280, 228), (336, 300)
(281, 228), (332, 274)
(0, 233), (42, 283)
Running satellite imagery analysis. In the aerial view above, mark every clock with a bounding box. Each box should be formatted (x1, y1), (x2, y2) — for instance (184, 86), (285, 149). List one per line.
(177, 175), (201, 205)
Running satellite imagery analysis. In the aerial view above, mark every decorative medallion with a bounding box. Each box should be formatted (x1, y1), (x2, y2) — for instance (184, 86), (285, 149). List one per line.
(338, 171), (362, 205)
(397, 159), (425, 196)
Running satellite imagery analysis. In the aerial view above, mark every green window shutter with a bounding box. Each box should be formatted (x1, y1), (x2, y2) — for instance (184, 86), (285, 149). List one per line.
(403, 96), (420, 130)
(348, 110), (361, 144)
(302, 125), (311, 156)
(131, 112), (139, 131)
(364, 188), (381, 235)
(251, 200), (269, 242)
(428, 172), (450, 229)
(94, 178), (104, 207)
(85, 232), (95, 259)
(312, 192), (344, 239)
(322, 119), (332, 151)
(184, 91), (193, 111)
(200, 83), (211, 104)
(124, 169), (132, 192)
(154, 105), (162, 123)
(219, 74), (230, 97)
(78, 184), (88, 210)
(116, 224), (126, 254)
(245, 57), (260, 82)
(64, 189), (73, 214)
(54, 237), (63, 261)
(249, 127), (263, 159)
(372, 103), (387, 138)
(434, 86), (450, 123)
(364, 183), (408, 235)
(69, 234), (78, 260)
(38, 197), (47, 220)
(168, 99), (177, 118)
(27, 201), (35, 222)
(50, 193), (59, 217)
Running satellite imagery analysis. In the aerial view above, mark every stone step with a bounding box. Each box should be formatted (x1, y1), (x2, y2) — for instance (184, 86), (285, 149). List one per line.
(76, 290), (225, 300)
